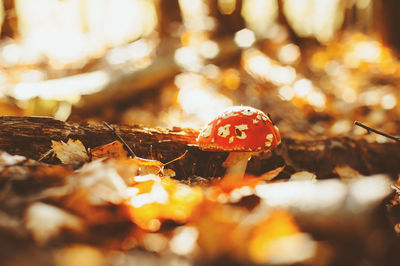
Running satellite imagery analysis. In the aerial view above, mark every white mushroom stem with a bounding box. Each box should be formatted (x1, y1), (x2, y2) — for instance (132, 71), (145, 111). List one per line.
(223, 151), (256, 179)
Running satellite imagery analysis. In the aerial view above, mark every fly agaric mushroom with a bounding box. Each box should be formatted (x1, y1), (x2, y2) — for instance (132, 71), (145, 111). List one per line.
(196, 106), (281, 179)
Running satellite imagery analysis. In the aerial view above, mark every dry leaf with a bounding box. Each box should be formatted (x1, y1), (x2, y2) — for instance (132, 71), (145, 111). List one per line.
(0, 151), (26, 164)
(289, 171), (316, 181)
(259, 166), (285, 181)
(162, 168), (176, 178)
(190, 201), (249, 259)
(73, 160), (129, 204)
(333, 165), (362, 182)
(51, 139), (89, 164)
(59, 160), (131, 224)
(124, 175), (203, 231)
(211, 175), (262, 194)
(90, 141), (168, 176)
(25, 202), (83, 244)
(131, 156), (164, 176)
(90, 141), (128, 160)
(247, 211), (307, 264)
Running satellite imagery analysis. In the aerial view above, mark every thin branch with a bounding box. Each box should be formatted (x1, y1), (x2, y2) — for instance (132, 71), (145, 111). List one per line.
(103, 122), (136, 157)
(354, 121), (400, 142)
(38, 149), (54, 162)
(163, 150), (188, 166)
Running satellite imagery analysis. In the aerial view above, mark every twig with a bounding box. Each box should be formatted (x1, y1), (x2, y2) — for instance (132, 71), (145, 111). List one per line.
(163, 150), (188, 166)
(103, 122), (136, 157)
(354, 121), (400, 142)
(38, 149), (54, 162)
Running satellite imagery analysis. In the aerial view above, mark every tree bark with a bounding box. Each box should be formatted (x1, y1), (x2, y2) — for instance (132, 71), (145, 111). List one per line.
(0, 116), (399, 179)
(0, 0), (18, 39)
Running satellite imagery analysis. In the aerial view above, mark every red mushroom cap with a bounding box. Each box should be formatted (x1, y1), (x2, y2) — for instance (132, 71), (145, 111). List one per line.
(197, 106), (281, 152)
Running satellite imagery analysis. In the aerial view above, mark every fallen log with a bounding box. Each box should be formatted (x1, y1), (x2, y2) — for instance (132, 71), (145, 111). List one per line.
(1, 116), (400, 179)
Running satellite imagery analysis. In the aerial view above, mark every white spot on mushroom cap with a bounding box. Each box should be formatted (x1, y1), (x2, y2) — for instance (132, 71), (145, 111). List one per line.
(265, 133), (274, 147)
(217, 106), (263, 120)
(219, 111), (237, 119)
(217, 124), (231, 138)
(241, 109), (255, 116)
(229, 136), (234, 143)
(261, 115), (267, 122)
(235, 124), (248, 139)
(253, 119), (259, 124)
(236, 124), (248, 130)
(200, 125), (212, 138)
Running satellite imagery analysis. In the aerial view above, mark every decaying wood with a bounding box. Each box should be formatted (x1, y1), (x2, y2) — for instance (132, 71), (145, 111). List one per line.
(1, 116), (400, 179)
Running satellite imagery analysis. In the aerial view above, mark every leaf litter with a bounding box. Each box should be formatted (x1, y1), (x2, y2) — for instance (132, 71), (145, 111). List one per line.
(0, 137), (396, 266)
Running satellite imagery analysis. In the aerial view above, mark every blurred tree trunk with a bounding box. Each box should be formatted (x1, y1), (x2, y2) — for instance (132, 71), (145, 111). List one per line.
(374, 0), (400, 55)
(209, 0), (245, 37)
(157, 0), (182, 38)
(276, 0), (301, 43)
(341, 0), (373, 34)
(0, 0), (17, 39)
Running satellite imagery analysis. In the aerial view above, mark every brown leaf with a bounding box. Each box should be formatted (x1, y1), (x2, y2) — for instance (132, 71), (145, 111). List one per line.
(259, 166), (285, 181)
(51, 139), (89, 164)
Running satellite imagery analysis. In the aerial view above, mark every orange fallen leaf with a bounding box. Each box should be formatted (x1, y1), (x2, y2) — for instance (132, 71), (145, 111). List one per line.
(190, 201), (248, 259)
(205, 175), (262, 203)
(247, 211), (302, 264)
(90, 141), (128, 160)
(123, 175), (203, 231)
(214, 175), (262, 193)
